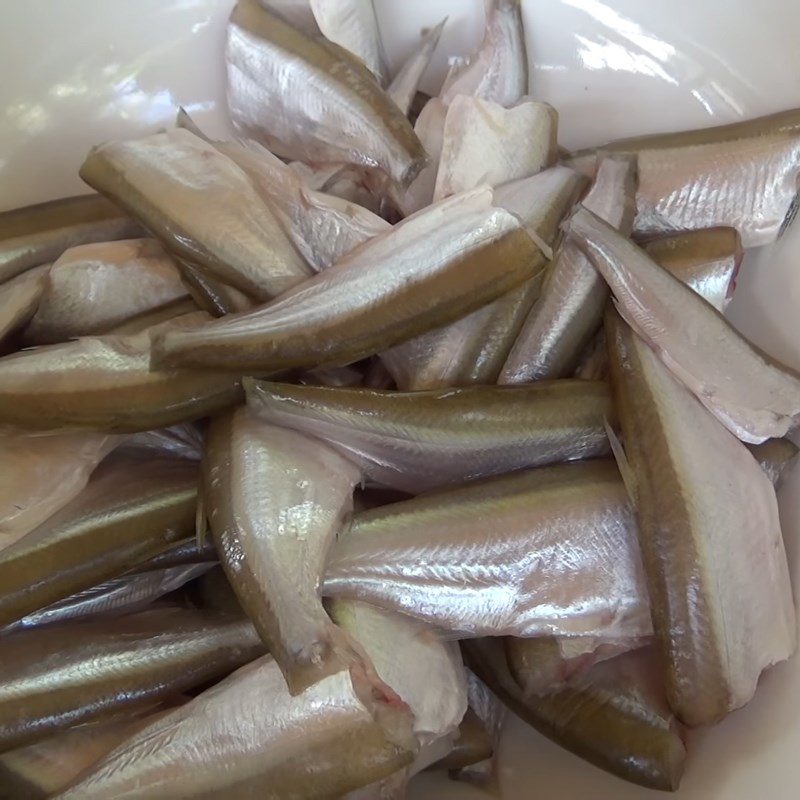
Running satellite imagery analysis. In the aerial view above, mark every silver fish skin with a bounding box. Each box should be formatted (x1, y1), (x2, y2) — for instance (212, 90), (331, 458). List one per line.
(205, 409), (363, 694)
(387, 19), (446, 116)
(246, 379), (614, 494)
(324, 461), (652, 641)
(80, 129), (312, 302)
(0, 265), (48, 342)
(499, 154), (636, 384)
(440, 0), (527, 109)
(566, 206), (800, 443)
(226, 0), (425, 187)
(57, 655), (417, 800)
(119, 423), (205, 461)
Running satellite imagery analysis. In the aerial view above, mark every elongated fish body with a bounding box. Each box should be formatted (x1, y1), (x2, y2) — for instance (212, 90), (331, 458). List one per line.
(464, 639), (686, 791)
(177, 261), (254, 317)
(205, 410), (362, 694)
(434, 97), (557, 202)
(80, 129), (312, 301)
(0, 265), (48, 342)
(499, 155), (637, 384)
(0, 318), (242, 432)
(152, 188), (542, 374)
(0, 194), (143, 285)
(131, 536), (218, 573)
(24, 239), (188, 344)
(383, 168), (585, 390)
(607, 311), (796, 725)
(226, 0), (425, 187)
(567, 207), (800, 443)
(262, 0), (320, 35)
(748, 438), (799, 484)
(388, 19), (446, 116)
(120, 423), (205, 461)
(0, 456), (199, 627)
(0, 431), (120, 553)
(430, 709), (493, 771)
(440, 0), (527, 109)
(247, 380), (613, 494)
(309, 0), (389, 84)
(0, 608), (264, 752)
(58, 655), (417, 800)
(324, 461), (652, 640)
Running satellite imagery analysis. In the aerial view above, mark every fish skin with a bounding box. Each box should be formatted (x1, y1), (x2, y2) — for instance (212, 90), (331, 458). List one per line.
(57, 655), (417, 800)
(499, 155), (637, 384)
(24, 239), (188, 345)
(130, 536), (218, 573)
(246, 379), (614, 494)
(0, 265), (48, 343)
(429, 709), (493, 772)
(226, 0), (425, 187)
(176, 261), (254, 317)
(0, 456), (199, 628)
(104, 297), (201, 334)
(606, 310), (796, 725)
(205, 409), (363, 694)
(464, 639), (686, 791)
(387, 19), (446, 116)
(80, 129), (312, 302)
(0, 194), (143, 285)
(260, 0), (320, 35)
(151, 188), (542, 374)
(0, 608), (264, 753)
(324, 460), (652, 641)
(566, 206), (800, 443)
(119, 423), (205, 461)
(747, 438), (799, 485)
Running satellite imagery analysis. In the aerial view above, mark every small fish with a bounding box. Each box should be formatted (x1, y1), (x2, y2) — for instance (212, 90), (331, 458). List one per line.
(80, 129), (312, 301)
(130, 536), (218, 573)
(57, 655), (417, 799)
(24, 239), (189, 345)
(607, 310), (796, 725)
(748, 438), (799, 485)
(246, 379), (614, 493)
(464, 639), (687, 791)
(0, 265), (48, 343)
(388, 19), (447, 116)
(566, 207), (800, 443)
(0, 608), (264, 752)
(226, 0), (425, 187)
(0, 456), (199, 627)
(324, 461), (652, 641)
(0, 194), (143, 285)
(151, 188), (541, 374)
(176, 261), (254, 317)
(119, 423), (205, 461)
(205, 409), (363, 694)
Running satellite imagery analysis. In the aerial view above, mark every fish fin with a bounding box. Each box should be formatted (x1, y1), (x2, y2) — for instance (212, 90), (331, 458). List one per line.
(604, 416), (637, 503)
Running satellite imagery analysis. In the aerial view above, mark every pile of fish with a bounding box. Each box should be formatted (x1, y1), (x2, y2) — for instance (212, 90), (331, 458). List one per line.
(1, 0), (799, 796)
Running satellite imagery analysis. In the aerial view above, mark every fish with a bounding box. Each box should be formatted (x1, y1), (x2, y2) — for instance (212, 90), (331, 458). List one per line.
(606, 309), (796, 725)
(0, 608), (264, 752)
(571, 108), (800, 247)
(434, 97), (558, 202)
(130, 536), (218, 573)
(566, 206), (800, 443)
(0, 315), (243, 432)
(301, 363), (365, 388)
(226, 0), (425, 187)
(80, 128), (312, 301)
(0, 265), (48, 343)
(440, 0), (527, 109)
(0, 430), (121, 553)
(204, 409), (363, 694)
(324, 460), (652, 641)
(246, 379), (614, 494)
(261, 0), (320, 34)
(119, 423), (205, 461)
(499, 155), (637, 384)
(387, 19), (447, 116)
(0, 194), (143, 285)
(382, 167), (585, 390)
(0, 456), (199, 627)
(23, 239), (188, 345)
(151, 187), (542, 374)
(176, 261), (254, 317)
(429, 709), (493, 772)
(748, 438), (799, 485)
(57, 655), (417, 799)
(464, 639), (687, 791)
(309, 0), (389, 85)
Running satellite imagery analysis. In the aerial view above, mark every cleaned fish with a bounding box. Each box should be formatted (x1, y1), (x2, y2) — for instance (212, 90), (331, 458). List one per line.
(24, 239), (188, 344)
(80, 128), (312, 301)
(0, 194), (143, 284)
(58, 655), (417, 799)
(324, 460), (652, 640)
(104, 297), (201, 334)
(205, 409), (363, 694)
(177, 261), (254, 317)
(131, 536), (218, 573)
(748, 438), (799, 485)
(0, 608), (264, 752)
(151, 188), (542, 373)
(607, 310), (796, 725)
(301, 363), (365, 387)
(388, 19), (446, 115)
(120, 423), (205, 461)
(261, 0), (320, 35)
(0, 456), (199, 627)
(0, 265), (48, 342)
(246, 379), (614, 493)
(567, 207), (800, 443)
(226, 0), (425, 187)
(499, 155), (636, 384)
(464, 639), (686, 791)
(430, 709), (493, 771)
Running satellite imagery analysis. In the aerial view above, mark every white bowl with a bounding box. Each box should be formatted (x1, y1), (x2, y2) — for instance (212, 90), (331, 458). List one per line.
(2, 2), (799, 798)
